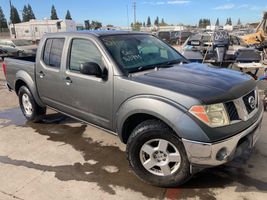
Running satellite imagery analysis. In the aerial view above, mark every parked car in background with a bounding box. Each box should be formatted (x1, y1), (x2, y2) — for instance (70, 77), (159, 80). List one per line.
(157, 31), (192, 45)
(157, 31), (174, 44)
(175, 31), (192, 45)
(0, 47), (8, 60)
(0, 39), (37, 58)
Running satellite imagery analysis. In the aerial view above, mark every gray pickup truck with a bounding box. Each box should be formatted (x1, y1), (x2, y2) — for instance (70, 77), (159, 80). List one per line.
(3, 31), (264, 187)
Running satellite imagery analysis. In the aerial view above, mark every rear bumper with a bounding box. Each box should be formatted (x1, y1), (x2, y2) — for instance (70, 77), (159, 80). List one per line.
(182, 107), (264, 166)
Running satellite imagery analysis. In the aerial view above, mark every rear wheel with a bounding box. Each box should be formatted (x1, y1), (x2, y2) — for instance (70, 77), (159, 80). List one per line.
(18, 86), (46, 122)
(126, 120), (191, 187)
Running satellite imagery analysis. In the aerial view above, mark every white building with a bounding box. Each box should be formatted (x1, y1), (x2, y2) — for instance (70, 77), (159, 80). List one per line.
(206, 25), (216, 31)
(9, 19), (77, 41)
(223, 25), (233, 31)
(157, 26), (185, 31)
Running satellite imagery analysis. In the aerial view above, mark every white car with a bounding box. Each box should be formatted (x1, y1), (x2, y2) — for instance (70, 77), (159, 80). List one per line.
(0, 39), (37, 58)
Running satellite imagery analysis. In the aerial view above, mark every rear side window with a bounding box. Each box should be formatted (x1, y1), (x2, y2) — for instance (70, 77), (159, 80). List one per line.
(43, 38), (65, 68)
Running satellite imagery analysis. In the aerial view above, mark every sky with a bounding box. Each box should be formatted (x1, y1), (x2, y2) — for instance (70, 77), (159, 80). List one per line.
(0, 0), (267, 26)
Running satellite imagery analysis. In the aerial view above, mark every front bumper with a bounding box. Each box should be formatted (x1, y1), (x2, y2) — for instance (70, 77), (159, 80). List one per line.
(182, 107), (264, 166)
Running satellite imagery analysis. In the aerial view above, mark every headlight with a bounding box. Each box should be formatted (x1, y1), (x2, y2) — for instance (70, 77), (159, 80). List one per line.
(189, 103), (230, 127)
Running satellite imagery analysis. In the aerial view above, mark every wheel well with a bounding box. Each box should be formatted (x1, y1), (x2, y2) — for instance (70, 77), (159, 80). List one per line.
(121, 113), (162, 144)
(15, 79), (27, 94)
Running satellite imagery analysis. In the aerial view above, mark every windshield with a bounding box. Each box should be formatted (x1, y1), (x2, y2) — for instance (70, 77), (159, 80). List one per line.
(100, 34), (185, 73)
(12, 40), (33, 46)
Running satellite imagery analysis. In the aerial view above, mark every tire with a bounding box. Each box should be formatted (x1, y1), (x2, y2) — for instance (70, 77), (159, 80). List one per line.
(18, 86), (46, 122)
(126, 119), (191, 187)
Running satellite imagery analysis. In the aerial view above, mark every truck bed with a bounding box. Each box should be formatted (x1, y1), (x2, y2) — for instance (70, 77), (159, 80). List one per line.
(4, 56), (36, 91)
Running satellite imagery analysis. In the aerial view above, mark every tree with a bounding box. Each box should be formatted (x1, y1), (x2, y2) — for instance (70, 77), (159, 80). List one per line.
(10, 5), (21, 24)
(159, 18), (167, 26)
(0, 6), (8, 30)
(198, 19), (203, 28)
(22, 5), (29, 22)
(132, 22), (142, 31)
(27, 4), (36, 20)
(22, 4), (36, 22)
(198, 18), (211, 28)
(65, 10), (72, 20)
(237, 18), (242, 26)
(146, 16), (151, 27)
(228, 17), (232, 25)
(90, 20), (102, 30)
(154, 16), (159, 26)
(225, 18), (232, 25)
(143, 22), (146, 27)
(84, 20), (90, 30)
(215, 18), (219, 26)
(51, 5), (59, 20)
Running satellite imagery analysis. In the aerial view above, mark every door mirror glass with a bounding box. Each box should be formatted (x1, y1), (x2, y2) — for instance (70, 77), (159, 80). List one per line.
(80, 62), (102, 77)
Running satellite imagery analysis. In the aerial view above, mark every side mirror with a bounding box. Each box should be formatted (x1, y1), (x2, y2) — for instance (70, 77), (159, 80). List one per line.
(80, 62), (102, 77)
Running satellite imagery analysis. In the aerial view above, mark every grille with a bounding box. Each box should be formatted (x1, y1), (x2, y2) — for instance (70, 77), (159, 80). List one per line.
(225, 102), (239, 121)
(243, 90), (256, 114)
(224, 89), (258, 123)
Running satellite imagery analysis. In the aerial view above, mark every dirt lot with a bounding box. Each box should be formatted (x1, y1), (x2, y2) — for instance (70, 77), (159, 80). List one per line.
(0, 61), (267, 200)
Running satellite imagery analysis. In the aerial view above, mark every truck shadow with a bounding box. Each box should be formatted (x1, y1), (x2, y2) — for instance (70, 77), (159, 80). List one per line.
(0, 108), (267, 198)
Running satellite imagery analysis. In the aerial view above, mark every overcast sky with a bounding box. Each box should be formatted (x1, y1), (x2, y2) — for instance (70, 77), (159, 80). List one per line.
(1, 0), (267, 26)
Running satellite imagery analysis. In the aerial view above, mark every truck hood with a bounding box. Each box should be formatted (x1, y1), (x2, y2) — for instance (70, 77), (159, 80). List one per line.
(131, 63), (256, 104)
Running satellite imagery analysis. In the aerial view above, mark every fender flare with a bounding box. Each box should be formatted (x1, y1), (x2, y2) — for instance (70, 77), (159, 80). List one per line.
(115, 95), (186, 140)
(15, 70), (45, 107)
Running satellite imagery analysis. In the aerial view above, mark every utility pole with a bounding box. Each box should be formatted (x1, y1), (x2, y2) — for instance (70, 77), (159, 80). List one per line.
(126, 4), (129, 29)
(9, 0), (16, 38)
(133, 0), (136, 24)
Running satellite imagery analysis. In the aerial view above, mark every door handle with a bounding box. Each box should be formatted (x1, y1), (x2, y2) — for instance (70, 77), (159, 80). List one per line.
(65, 77), (72, 85)
(39, 71), (45, 78)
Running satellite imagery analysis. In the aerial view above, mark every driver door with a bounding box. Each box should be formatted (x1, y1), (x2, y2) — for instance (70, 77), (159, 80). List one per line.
(61, 38), (113, 129)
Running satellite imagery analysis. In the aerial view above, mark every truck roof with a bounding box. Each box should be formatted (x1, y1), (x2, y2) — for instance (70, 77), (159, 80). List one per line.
(44, 30), (150, 37)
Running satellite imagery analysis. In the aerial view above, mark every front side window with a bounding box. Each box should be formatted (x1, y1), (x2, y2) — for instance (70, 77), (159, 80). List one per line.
(43, 38), (65, 68)
(101, 34), (185, 73)
(69, 39), (104, 72)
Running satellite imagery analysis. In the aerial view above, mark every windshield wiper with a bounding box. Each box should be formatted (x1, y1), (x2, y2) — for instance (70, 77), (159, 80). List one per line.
(128, 59), (184, 73)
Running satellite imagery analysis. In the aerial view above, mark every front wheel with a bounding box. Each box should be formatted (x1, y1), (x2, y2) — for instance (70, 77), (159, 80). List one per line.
(18, 86), (46, 122)
(126, 120), (191, 187)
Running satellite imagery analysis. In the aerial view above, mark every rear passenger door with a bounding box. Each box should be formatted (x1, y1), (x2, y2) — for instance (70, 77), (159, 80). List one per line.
(36, 38), (66, 109)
